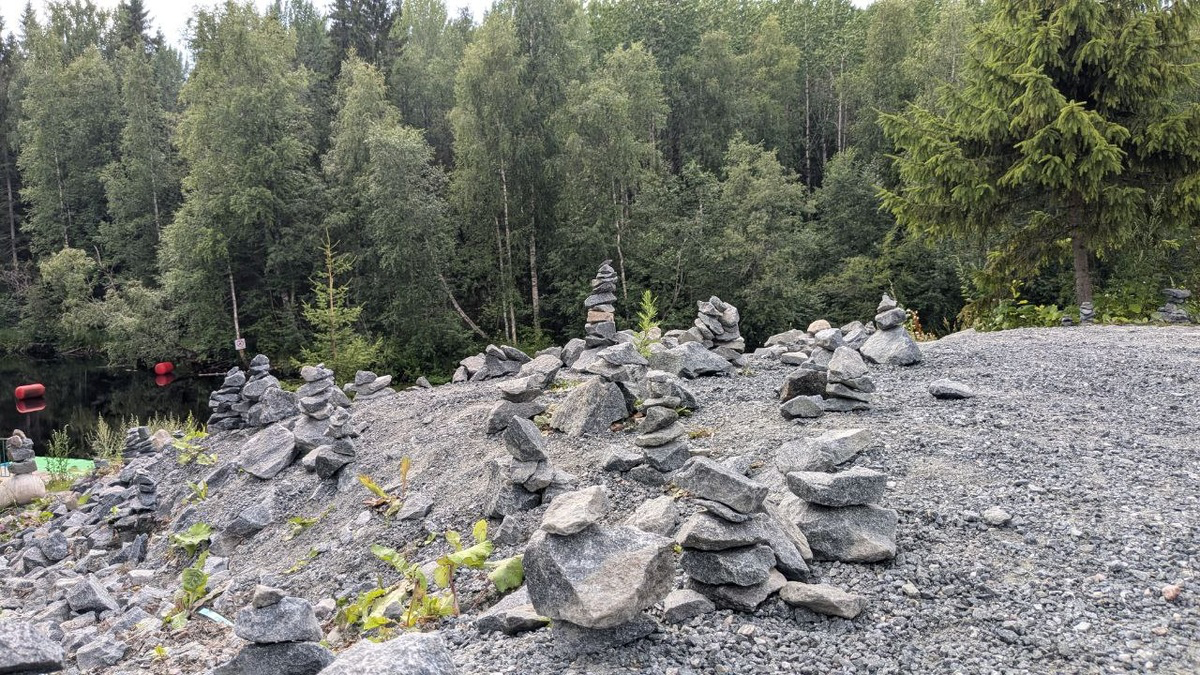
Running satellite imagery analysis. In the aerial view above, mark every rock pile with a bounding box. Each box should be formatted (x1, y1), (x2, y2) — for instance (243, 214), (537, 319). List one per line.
(483, 354), (565, 434)
(584, 261), (620, 348)
(484, 418), (574, 520)
(0, 620), (64, 673)
(345, 370), (395, 401)
(215, 585), (333, 675)
(1079, 301), (1096, 325)
(823, 346), (875, 411)
(296, 364), (351, 418)
(108, 464), (158, 539)
(632, 372), (691, 473)
(207, 355), (299, 431)
(784, 464), (896, 563)
(860, 294), (923, 366)
(121, 426), (159, 460)
(552, 343), (651, 439)
(454, 345), (532, 383)
(684, 296), (745, 366)
(0, 430), (46, 507)
(524, 486), (674, 655)
(780, 344), (876, 420)
(673, 458), (809, 612)
(1153, 288), (1192, 324)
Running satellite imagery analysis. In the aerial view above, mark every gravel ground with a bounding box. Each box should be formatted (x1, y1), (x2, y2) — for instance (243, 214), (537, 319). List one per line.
(137, 325), (1198, 674)
(441, 325), (1199, 674)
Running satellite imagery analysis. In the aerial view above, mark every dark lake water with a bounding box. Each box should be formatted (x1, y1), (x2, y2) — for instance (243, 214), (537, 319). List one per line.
(0, 355), (216, 458)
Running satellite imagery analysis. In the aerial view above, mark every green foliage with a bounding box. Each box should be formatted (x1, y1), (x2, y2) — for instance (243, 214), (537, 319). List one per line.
(169, 522), (212, 559)
(436, 519), (494, 614)
(295, 231), (381, 383)
(46, 426), (73, 482)
(166, 550), (210, 629)
(486, 555), (524, 593)
(286, 548), (320, 574)
(358, 473), (403, 518)
(632, 290), (660, 358)
(183, 481), (208, 505)
(89, 415), (125, 465)
(284, 506), (331, 541)
(976, 282), (1065, 331)
(173, 430), (214, 466)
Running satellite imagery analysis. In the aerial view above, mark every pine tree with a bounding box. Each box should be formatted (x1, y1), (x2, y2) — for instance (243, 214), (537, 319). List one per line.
(297, 230), (380, 382)
(881, 0), (1200, 307)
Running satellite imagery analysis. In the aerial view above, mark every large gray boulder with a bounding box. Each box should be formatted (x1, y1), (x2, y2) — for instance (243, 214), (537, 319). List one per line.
(320, 633), (457, 675)
(503, 417), (547, 462)
(550, 378), (630, 436)
(234, 597), (322, 644)
(213, 642), (334, 675)
(795, 503), (898, 563)
(238, 424), (298, 480)
(0, 620), (64, 673)
(647, 342), (734, 379)
(786, 467), (887, 507)
(779, 367), (827, 402)
(483, 400), (547, 435)
(518, 354), (564, 388)
(524, 525), (674, 629)
(860, 327), (923, 366)
(246, 387), (300, 426)
(674, 457), (768, 514)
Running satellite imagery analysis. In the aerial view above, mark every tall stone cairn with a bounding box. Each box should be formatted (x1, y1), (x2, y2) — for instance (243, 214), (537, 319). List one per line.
(584, 261), (620, 348)
(207, 355), (299, 431)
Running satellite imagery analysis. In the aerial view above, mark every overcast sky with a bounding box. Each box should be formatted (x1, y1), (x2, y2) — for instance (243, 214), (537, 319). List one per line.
(2, 0), (875, 52)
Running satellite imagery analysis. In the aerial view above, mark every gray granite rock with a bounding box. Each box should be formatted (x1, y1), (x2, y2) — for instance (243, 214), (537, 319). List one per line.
(475, 587), (550, 636)
(0, 620), (64, 673)
(674, 457), (768, 514)
(786, 467), (887, 507)
(661, 589), (715, 624)
(795, 503), (898, 563)
(550, 378), (630, 436)
(775, 429), (871, 474)
(680, 544), (775, 587)
(780, 395), (824, 420)
(213, 642), (335, 675)
(687, 568), (787, 612)
(66, 575), (121, 614)
(237, 424), (298, 480)
(320, 633), (457, 674)
(540, 486), (609, 535)
(234, 597), (322, 644)
(929, 378), (975, 399)
(625, 496), (678, 536)
(779, 582), (867, 619)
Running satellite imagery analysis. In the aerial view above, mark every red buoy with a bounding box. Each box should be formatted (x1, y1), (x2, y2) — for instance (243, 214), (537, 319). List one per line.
(155, 374), (176, 387)
(14, 383), (45, 400)
(154, 362), (174, 375)
(16, 397), (46, 413)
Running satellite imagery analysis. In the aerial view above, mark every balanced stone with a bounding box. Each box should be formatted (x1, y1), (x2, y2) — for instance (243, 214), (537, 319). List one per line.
(504, 417), (547, 462)
(674, 458), (768, 514)
(234, 597), (322, 644)
(786, 467), (887, 507)
(680, 544), (775, 587)
(540, 486), (609, 535)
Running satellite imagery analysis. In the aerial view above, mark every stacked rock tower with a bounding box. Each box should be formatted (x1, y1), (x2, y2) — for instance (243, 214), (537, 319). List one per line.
(691, 296), (746, 365)
(1, 430), (46, 506)
(585, 261), (620, 348)
(860, 294), (923, 366)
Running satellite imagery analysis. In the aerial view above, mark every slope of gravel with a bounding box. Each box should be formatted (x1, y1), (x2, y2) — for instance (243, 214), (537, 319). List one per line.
(113, 325), (1199, 673)
(440, 325), (1198, 674)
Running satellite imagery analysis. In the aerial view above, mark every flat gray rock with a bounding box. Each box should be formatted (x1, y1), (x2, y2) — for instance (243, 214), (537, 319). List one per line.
(647, 342), (734, 379)
(779, 582), (867, 619)
(929, 378), (975, 399)
(780, 367), (827, 402)
(475, 587), (550, 636)
(688, 568), (786, 612)
(680, 544), (775, 586)
(551, 614), (655, 656)
(320, 633), (457, 674)
(0, 620), (64, 673)
(213, 642), (335, 675)
(642, 439), (691, 472)
(66, 575), (121, 614)
(780, 395), (824, 420)
(674, 457), (768, 514)
(775, 429), (872, 474)
(75, 639), (127, 671)
(661, 589), (715, 624)
(237, 423), (298, 480)
(525, 525), (674, 629)
(675, 512), (770, 551)
(786, 467), (888, 507)
(625, 495), (678, 536)
(484, 400), (547, 435)
(234, 597), (321, 644)
(503, 417), (548, 462)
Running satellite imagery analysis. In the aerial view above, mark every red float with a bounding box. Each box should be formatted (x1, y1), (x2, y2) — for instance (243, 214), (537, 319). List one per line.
(16, 397), (46, 413)
(154, 362), (174, 375)
(14, 383), (45, 400)
(155, 374), (176, 387)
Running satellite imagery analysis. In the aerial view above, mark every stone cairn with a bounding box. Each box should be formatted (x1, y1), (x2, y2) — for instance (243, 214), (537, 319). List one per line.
(307, 408), (357, 479)
(454, 344), (532, 383)
(549, 344), (641, 438)
(631, 371), (690, 473)
(585, 261), (620, 348)
(672, 458), (810, 612)
(1, 430), (46, 506)
(484, 353), (563, 435)
(207, 355), (299, 431)
(1079, 301), (1096, 325)
(779, 331), (877, 420)
(859, 294), (923, 366)
(774, 429), (896, 564)
(686, 296), (746, 366)
(216, 585), (333, 675)
(122, 427), (156, 461)
(525, 486), (675, 655)
(107, 462), (158, 538)
(1154, 288), (1192, 324)
(484, 418), (574, 521)
(344, 370), (394, 401)
(296, 364), (351, 419)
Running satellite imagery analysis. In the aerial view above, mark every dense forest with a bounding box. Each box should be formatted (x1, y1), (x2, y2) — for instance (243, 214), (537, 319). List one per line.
(1, 0), (1198, 379)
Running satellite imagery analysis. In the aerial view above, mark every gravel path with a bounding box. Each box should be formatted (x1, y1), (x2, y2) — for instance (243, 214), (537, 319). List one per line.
(444, 326), (1199, 674)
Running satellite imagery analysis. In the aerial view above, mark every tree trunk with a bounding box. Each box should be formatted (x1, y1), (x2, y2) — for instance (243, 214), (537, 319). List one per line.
(437, 271), (488, 339)
(1070, 208), (1093, 305)
(228, 262), (245, 361)
(4, 163), (16, 267)
(617, 181), (629, 305)
(528, 231), (540, 333)
(493, 215), (509, 342)
(804, 69), (812, 187)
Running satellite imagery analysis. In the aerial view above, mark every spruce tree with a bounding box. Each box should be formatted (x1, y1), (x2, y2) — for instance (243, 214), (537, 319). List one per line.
(881, 0), (1200, 306)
